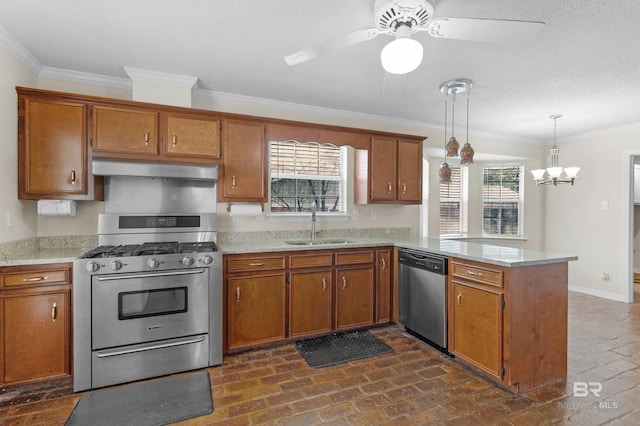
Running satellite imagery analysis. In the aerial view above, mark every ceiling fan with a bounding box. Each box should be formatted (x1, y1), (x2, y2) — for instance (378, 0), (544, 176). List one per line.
(284, 0), (545, 74)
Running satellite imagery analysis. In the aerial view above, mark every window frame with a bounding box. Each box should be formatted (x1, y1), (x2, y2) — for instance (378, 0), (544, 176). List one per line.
(439, 165), (468, 237)
(482, 163), (524, 237)
(268, 140), (348, 216)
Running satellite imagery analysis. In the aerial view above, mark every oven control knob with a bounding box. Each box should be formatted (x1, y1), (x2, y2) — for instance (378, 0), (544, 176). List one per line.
(201, 255), (213, 265)
(110, 260), (123, 271)
(86, 261), (100, 273)
(147, 258), (160, 268)
(182, 256), (194, 266)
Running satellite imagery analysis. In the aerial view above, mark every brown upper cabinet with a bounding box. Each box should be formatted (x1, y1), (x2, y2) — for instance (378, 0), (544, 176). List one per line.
(17, 88), (103, 200)
(221, 119), (266, 202)
(366, 136), (423, 204)
(92, 105), (159, 156)
(162, 113), (221, 159)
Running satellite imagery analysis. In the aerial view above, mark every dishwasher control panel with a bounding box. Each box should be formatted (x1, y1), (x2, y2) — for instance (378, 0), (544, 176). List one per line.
(398, 249), (448, 275)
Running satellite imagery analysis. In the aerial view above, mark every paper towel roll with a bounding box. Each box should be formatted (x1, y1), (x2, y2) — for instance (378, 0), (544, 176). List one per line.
(228, 203), (263, 217)
(37, 200), (77, 216)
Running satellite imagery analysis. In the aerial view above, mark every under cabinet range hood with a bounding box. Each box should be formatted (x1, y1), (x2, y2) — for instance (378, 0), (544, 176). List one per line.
(92, 159), (218, 181)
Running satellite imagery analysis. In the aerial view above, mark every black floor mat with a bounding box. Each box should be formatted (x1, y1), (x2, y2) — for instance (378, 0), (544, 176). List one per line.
(295, 330), (392, 368)
(65, 370), (212, 426)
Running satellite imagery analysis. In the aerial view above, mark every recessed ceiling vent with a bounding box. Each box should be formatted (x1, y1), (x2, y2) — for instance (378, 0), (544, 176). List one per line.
(374, 0), (434, 33)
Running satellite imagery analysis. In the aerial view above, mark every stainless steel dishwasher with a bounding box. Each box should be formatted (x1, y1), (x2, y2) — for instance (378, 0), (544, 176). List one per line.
(398, 249), (448, 353)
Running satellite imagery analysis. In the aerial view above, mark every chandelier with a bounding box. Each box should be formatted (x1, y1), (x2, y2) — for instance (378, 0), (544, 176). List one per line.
(438, 79), (474, 184)
(531, 114), (580, 186)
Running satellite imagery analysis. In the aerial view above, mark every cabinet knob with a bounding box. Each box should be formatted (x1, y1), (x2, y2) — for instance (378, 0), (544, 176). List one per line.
(70, 168), (76, 185)
(342, 276), (347, 290)
(402, 182), (406, 194)
(322, 277), (326, 292)
(381, 258), (386, 270)
(387, 182), (392, 193)
(51, 302), (57, 321)
(457, 293), (462, 307)
(144, 131), (150, 146)
(236, 286), (241, 302)
(172, 132), (177, 147)
(232, 175), (236, 188)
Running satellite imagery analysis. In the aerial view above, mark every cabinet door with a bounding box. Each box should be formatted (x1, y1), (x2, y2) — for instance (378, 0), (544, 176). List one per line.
(335, 266), (374, 330)
(92, 105), (158, 155)
(164, 115), (221, 158)
(20, 97), (87, 197)
(289, 270), (332, 338)
(227, 273), (286, 350)
(375, 249), (392, 324)
(222, 120), (266, 201)
(452, 283), (503, 379)
(2, 291), (70, 383)
(397, 139), (422, 202)
(369, 136), (398, 201)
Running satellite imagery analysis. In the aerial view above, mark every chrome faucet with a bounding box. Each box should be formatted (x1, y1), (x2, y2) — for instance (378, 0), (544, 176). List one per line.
(310, 201), (317, 240)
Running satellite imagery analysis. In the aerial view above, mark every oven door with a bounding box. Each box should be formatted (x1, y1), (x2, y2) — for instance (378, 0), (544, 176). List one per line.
(91, 268), (209, 349)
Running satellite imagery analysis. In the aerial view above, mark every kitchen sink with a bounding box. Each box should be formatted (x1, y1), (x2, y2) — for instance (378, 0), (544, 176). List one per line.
(284, 239), (357, 246)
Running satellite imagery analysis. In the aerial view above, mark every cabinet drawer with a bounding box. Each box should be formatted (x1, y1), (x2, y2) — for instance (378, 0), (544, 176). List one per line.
(3, 269), (70, 288)
(226, 256), (286, 273)
(290, 253), (333, 269)
(335, 250), (374, 266)
(451, 262), (503, 288)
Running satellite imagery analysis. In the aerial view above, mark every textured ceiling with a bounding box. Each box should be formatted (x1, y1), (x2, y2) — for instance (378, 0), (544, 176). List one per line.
(1, 0), (639, 143)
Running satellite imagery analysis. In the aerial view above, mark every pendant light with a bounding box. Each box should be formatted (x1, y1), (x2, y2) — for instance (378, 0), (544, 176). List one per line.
(438, 96), (452, 184)
(438, 79), (473, 183)
(531, 114), (580, 186)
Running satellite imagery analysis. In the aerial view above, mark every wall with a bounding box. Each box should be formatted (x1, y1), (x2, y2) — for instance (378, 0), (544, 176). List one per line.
(544, 124), (640, 301)
(0, 44), (37, 244)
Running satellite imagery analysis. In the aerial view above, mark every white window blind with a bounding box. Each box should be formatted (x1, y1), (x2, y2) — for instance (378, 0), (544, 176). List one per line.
(269, 141), (346, 213)
(440, 166), (467, 236)
(483, 164), (523, 236)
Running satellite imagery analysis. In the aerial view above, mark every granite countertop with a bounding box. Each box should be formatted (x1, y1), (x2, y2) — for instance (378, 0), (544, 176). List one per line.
(0, 235), (97, 268)
(219, 235), (578, 267)
(0, 247), (87, 267)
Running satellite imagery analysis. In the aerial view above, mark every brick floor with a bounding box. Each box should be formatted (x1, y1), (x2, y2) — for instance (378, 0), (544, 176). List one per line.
(1, 291), (640, 425)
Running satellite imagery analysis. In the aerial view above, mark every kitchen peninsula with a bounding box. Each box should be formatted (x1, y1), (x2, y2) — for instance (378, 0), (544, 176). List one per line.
(219, 234), (577, 393)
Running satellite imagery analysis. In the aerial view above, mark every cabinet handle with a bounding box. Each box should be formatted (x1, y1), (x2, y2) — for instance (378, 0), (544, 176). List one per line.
(387, 182), (392, 193)
(70, 168), (76, 185)
(381, 258), (386, 270)
(236, 286), (241, 302)
(23, 276), (48, 282)
(232, 175), (236, 188)
(457, 293), (462, 307)
(342, 276), (347, 290)
(322, 278), (326, 292)
(467, 270), (483, 277)
(144, 131), (150, 146)
(249, 262), (264, 267)
(172, 132), (177, 147)
(51, 302), (57, 321)
(402, 182), (406, 194)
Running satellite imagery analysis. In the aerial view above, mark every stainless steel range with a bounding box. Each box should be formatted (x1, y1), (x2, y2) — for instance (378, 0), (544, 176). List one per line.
(73, 162), (222, 392)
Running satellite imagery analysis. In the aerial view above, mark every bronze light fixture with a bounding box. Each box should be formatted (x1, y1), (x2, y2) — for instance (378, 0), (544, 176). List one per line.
(438, 79), (473, 183)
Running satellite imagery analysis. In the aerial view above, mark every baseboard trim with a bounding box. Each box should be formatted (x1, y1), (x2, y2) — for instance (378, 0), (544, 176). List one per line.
(568, 286), (627, 302)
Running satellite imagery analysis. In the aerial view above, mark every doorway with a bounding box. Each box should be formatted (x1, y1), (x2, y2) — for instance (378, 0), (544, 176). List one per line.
(624, 151), (640, 303)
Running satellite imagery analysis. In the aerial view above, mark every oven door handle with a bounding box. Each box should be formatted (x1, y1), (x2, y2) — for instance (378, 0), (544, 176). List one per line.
(95, 268), (207, 281)
(94, 335), (206, 358)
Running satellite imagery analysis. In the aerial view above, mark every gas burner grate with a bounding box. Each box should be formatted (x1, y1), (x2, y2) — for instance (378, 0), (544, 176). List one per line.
(133, 242), (179, 256)
(179, 242), (218, 253)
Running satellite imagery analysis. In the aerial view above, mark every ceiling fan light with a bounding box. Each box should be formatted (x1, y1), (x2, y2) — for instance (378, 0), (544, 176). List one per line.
(380, 37), (423, 74)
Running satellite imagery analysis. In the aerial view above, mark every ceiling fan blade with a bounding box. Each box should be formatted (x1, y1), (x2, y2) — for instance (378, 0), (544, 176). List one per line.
(426, 17), (545, 44)
(284, 27), (381, 66)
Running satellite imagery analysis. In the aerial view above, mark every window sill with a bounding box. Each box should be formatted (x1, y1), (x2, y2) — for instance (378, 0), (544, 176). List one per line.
(444, 236), (528, 243)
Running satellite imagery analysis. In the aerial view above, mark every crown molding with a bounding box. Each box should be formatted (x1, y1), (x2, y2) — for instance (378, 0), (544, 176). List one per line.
(39, 66), (132, 89)
(123, 66), (198, 87)
(0, 24), (43, 75)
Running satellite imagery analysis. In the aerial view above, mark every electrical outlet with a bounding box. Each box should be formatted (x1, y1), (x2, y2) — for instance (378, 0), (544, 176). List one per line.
(6, 210), (13, 227)
(602, 201), (609, 210)
(601, 271), (610, 281)
(371, 210), (377, 221)
(352, 209), (359, 220)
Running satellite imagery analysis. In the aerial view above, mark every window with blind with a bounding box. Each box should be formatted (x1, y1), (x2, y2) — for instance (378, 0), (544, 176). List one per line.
(483, 164), (523, 236)
(269, 141), (346, 214)
(440, 166), (467, 236)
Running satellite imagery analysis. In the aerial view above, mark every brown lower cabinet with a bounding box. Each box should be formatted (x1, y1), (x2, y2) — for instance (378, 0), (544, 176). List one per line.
(448, 257), (568, 393)
(0, 263), (72, 385)
(224, 247), (393, 352)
